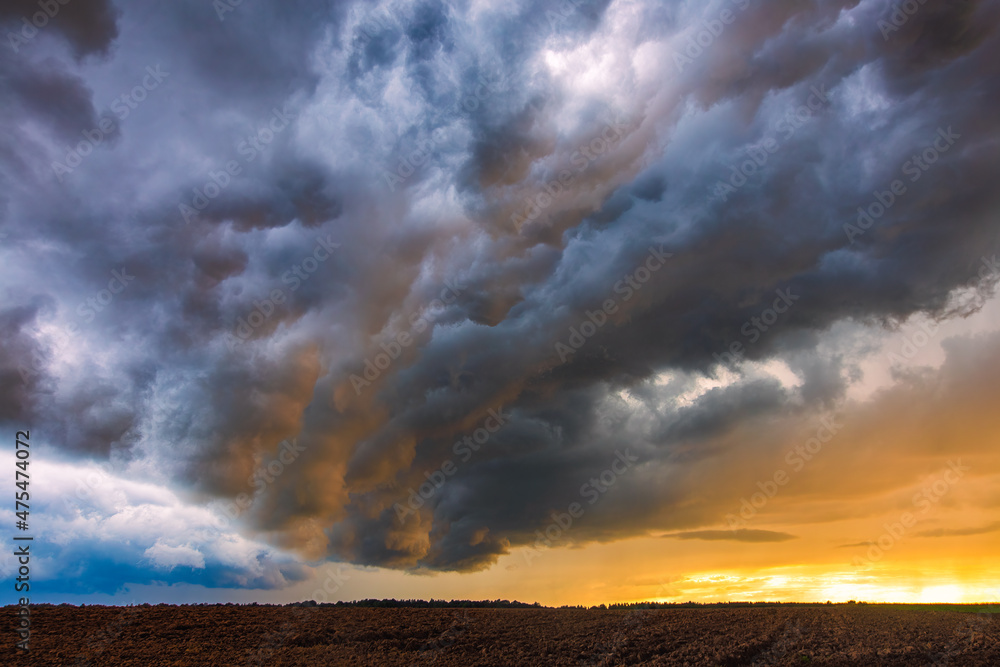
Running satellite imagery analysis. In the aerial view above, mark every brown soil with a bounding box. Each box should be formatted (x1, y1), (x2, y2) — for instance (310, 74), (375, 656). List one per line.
(2, 604), (997, 665)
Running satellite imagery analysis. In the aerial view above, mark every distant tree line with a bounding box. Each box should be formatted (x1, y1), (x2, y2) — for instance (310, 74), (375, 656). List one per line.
(291, 598), (543, 608)
(604, 601), (867, 609)
(24, 599), (896, 610)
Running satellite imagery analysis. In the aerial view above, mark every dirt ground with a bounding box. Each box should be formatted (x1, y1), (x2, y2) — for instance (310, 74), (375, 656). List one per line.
(2, 604), (997, 666)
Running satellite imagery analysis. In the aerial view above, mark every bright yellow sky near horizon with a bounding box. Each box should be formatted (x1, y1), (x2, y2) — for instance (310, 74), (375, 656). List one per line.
(271, 506), (999, 607)
(262, 295), (1000, 608)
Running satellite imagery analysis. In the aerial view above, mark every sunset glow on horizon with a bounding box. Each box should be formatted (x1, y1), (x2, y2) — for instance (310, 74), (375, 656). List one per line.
(2, 0), (999, 611)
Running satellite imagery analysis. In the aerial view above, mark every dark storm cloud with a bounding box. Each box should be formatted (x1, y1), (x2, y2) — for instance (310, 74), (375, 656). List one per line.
(915, 521), (1000, 538)
(1, 58), (101, 139)
(662, 529), (797, 543)
(0, 301), (51, 421)
(2, 0), (1000, 590)
(1, 0), (119, 58)
(302, 0), (1000, 572)
(652, 379), (789, 445)
(144, 0), (345, 103)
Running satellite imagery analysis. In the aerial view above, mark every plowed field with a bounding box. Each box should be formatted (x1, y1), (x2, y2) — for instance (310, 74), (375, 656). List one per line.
(3, 604), (997, 665)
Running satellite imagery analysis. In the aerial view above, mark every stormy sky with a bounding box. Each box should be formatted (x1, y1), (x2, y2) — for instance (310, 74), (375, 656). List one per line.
(2, 0), (1000, 605)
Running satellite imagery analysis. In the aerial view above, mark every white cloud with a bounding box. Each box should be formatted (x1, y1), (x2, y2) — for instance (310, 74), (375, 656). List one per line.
(144, 541), (206, 570)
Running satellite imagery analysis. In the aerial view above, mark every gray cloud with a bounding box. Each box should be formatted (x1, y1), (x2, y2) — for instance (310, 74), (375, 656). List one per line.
(1, 0), (999, 587)
(663, 530), (798, 543)
(1, 0), (119, 58)
(916, 521), (1000, 538)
